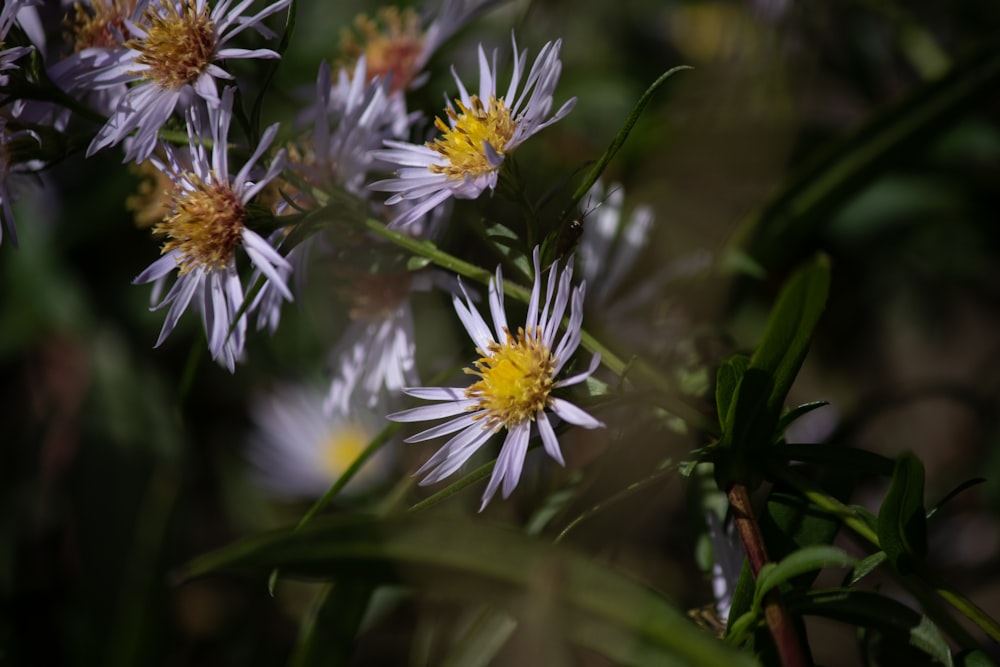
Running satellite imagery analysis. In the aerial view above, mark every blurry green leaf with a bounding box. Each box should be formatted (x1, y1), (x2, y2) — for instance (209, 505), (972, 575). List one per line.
(848, 551), (887, 586)
(957, 649), (1000, 667)
(878, 452), (928, 572)
(715, 354), (750, 429)
(288, 581), (374, 667)
(775, 401), (829, 440)
(714, 368), (773, 489)
(180, 514), (753, 667)
(726, 40), (1000, 269)
(792, 589), (952, 667)
(753, 546), (856, 609)
(440, 607), (518, 667)
(927, 478), (987, 519)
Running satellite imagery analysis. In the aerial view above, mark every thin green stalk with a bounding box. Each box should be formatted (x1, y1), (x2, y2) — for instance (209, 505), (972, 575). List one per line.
(295, 421), (402, 530)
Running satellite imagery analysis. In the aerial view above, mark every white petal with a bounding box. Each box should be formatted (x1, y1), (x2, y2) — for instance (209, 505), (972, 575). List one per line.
(549, 398), (603, 430)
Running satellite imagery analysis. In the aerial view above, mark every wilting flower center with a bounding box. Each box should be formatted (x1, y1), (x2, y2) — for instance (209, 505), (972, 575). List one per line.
(67, 0), (135, 52)
(465, 327), (555, 430)
(428, 95), (516, 180)
(129, 0), (216, 89)
(319, 423), (370, 478)
(155, 174), (245, 273)
(340, 7), (424, 92)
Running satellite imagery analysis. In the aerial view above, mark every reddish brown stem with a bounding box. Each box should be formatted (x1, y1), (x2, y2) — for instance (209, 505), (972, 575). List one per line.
(728, 482), (811, 667)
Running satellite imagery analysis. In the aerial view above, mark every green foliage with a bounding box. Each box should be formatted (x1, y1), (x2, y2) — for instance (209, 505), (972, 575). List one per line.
(181, 514), (754, 667)
(878, 452), (929, 572)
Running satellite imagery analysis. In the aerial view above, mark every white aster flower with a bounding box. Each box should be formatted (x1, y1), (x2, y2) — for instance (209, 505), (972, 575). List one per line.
(370, 34), (576, 228)
(247, 383), (391, 499)
(133, 86), (290, 372)
(388, 247), (603, 510)
(83, 0), (291, 163)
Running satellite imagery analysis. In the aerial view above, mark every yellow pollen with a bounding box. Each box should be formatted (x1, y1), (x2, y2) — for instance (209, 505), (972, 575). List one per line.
(154, 174), (245, 274)
(66, 0), (136, 52)
(427, 96), (516, 181)
(128, 0), (216, 89)
(339, 7), (424, 93)
(465, 327), (556, 431)
(318, 423), (371, 480)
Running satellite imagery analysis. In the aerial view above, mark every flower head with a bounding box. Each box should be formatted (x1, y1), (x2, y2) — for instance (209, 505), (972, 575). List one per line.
(133, 86), (289, 371)
(247, 383), (391, 499)
(82, 0), (291, 162)
(371, 34), (576, 228)
(388, 248), (603, 510)
(339, 0), (498, 93)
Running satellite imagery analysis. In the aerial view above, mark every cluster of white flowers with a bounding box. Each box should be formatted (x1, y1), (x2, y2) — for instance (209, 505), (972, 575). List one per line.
(0, 0), (667, 510)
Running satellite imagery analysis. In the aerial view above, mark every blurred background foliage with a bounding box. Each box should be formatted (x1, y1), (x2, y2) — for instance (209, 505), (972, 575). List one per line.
(3, 0), (1000, 665)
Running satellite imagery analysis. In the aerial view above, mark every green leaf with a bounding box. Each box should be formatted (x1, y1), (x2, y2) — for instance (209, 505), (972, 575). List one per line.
(715, 257), (831, 490)
(179, 514), (753, 667)
(570, 65), (693, 206)
(957, 649), (1000, 667)
(791, 589), (953, 667)
(878, 452), (928, 572)
(759, 490), (843, 585)
(288, 582), (374, 667)
(753, 546), (856, 609)
(748, 256), (831, 422)
(725, 40), (1000, 270)
(715, 354), (750, 429)
(848, 551), (887, 586)
(440, 607), (518, 667)
(775, 401), (829, 440)
(771, 444), (895, 476)
(927, 478), (987, 519)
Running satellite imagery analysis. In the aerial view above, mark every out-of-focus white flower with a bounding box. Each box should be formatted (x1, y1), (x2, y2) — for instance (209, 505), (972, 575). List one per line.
(370, 35), (576, 229)
(79, 0), (291, 162)
(340, 0), (499, 93)
(247, 383), (392, 499)
(388, 247), (603, 510)
(578, 181), (655, 308)
(133, 86), (289, 372)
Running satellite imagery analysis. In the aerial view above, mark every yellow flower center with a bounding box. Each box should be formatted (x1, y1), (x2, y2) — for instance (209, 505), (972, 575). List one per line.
(340, 7), (424, 93)
(427, 95), (516, 181)
(318, 423), (371, 480)
(154, 174), (245, 274)
(66, 0), (136, 52)
(465, 327), (556, 430)
(128, 0), (216, 89)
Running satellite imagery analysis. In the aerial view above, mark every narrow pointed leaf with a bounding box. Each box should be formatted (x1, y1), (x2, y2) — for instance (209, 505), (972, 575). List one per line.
(878, 452), (928, 572)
